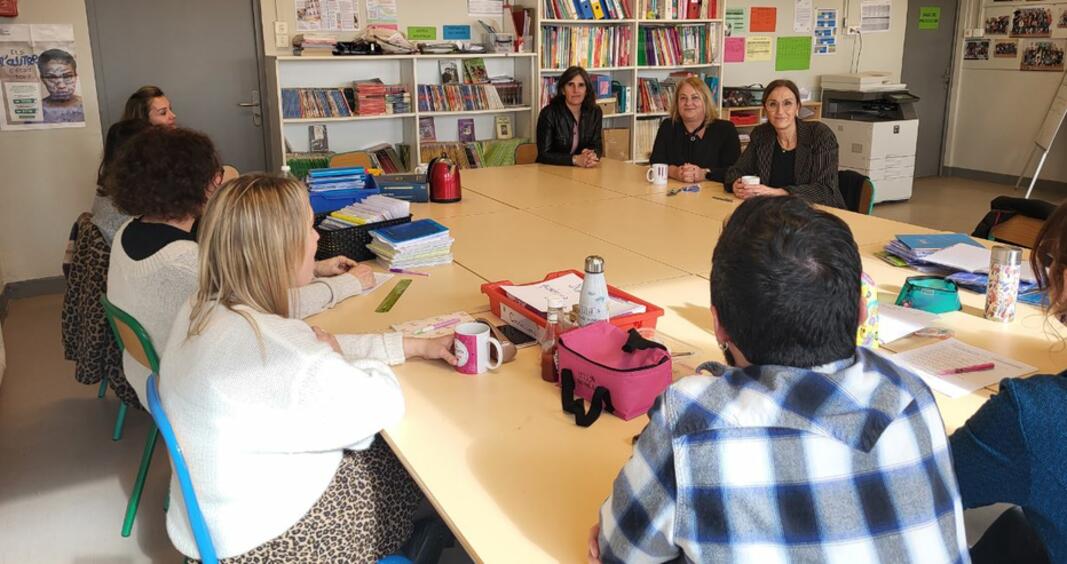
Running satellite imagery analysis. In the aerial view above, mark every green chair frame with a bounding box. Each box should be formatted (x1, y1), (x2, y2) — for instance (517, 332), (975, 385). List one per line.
(100, 294), (163, 538)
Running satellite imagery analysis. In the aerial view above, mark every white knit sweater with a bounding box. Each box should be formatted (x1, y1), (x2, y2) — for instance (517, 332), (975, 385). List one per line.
(159, 301), (406, 558)
(106, 219), (366, 405)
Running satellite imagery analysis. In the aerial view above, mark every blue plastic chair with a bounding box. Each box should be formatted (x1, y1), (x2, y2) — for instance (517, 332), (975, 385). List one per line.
(146, 374), (219, 564)
(147, 374), (413, 564)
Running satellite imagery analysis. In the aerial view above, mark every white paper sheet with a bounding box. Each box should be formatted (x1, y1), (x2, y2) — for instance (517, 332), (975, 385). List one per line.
(499, 273), (645, 317)
(296, 0), (358, 32)
(890, 338), (1036, 398)
(860, 0), (891, 33)
(924, 243), (1036, 282)
(794, 0), (813, 33)
(878, 304), (939, 345)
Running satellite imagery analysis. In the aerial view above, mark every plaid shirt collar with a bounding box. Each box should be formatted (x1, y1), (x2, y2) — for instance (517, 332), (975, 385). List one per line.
(685, 349), (917, 452)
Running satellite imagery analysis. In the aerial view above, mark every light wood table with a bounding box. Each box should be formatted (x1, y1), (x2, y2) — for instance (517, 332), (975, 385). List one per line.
(438, 208), (689, 288)
(526, 197), (722, 277)
(458, 164), (627, 210)
(305, 162), (1065, 563)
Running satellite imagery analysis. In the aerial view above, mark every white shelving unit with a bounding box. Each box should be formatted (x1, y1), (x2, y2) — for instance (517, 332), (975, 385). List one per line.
(531, 0), (725, 162)
(265, 52), (538, 171)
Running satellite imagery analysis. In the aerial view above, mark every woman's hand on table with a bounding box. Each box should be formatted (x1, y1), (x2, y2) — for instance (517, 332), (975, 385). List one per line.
(732, 181), (788, 200)
(403, 334), (459, 366)
(674, 163), (707, 183)
(314, 257), (376, 290)
(587, 523), (602, 564)
(573, 149), (600, 168)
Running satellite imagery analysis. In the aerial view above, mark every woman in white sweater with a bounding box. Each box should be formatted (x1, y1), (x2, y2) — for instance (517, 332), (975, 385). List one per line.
(105, 127), (373, 406)
(159, 174), (455, 561)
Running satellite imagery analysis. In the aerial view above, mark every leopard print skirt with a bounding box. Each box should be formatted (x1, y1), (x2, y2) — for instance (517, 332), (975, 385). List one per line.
(206, 437), (423, 564)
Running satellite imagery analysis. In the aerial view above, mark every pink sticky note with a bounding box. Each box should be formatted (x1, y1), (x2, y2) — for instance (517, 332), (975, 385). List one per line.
(725, 37), (745, 63)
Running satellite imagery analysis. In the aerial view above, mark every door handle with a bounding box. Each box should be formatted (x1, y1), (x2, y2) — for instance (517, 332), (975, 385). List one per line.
(238, 90), (263, 127)
(237, 101), (259, 107)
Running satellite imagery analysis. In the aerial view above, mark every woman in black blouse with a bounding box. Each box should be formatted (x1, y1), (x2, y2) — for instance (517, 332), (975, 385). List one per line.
(723, 79), (845, 208)
(536, 66), (603, 168)
(649, 77), (740, 183)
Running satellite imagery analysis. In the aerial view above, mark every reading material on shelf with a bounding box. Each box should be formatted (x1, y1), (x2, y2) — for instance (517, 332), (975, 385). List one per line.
(286, 152), (333, 180)
(419, 117), (437, 142)
(638, 24), (717, 66)
(364, 143), (409, 173)
(458, 118), (477, 141)
(419, 138), (529, 169)
(440, 60), (461, 84)
(495, 114), (513, 139)
(281, 88), (353, 119)
(352, 79), (411, 116)
(540, 24), (633, 69)
(463, 58), (490, 83)
(416, 83), (522, 112)
(541, 0), (632, 20)
(634, 117), (661, 161)
(636, 77), (676, 113)
(639, 0), (717, 20)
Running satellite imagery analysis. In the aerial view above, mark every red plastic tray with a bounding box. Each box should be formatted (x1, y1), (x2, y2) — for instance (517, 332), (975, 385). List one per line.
(480, 270), (664, 333)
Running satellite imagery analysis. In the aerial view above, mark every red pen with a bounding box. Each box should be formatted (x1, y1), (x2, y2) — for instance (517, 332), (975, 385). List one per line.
(938, 362), (995, 376)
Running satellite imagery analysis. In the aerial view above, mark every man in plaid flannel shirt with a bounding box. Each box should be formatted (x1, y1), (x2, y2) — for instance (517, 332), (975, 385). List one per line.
(591, 197), (969, 563)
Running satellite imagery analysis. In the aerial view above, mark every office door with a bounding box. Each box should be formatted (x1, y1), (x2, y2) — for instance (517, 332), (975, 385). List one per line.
(85, 0), (268, 173)
(900, 0), (959, 178)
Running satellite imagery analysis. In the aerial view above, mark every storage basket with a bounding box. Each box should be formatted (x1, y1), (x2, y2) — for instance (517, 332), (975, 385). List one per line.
(314, 214), (412, 262)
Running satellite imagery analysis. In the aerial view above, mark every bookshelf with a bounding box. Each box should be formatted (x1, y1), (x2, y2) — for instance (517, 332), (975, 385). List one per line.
(531, 0), (724, 162)
(265, 52), (538, 172)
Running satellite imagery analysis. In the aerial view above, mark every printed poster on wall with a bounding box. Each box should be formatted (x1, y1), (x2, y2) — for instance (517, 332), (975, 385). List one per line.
(468, 0), (503, 16)
(860, 0), (891, 33)
(776, 36), (812, 71)
(794, 0), (813, 34)
(746, 36), (773, 61)
(295, 0), (358, 32)
(725, 7), (746, 36)
(724, 37), (745, 63)
(366, 0), (399, 28)
(750, 7), (777, 33)
(0, 24), (85, 131)
(1021, 39), (1065, 72)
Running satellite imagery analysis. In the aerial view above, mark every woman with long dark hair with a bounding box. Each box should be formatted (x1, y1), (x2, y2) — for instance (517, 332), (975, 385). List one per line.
(536, 66), (603, 167)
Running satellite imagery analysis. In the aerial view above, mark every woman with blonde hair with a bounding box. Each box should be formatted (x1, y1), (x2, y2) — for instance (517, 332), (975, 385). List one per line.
(158, 174), (456, 562)
(649, 76), (740, 183)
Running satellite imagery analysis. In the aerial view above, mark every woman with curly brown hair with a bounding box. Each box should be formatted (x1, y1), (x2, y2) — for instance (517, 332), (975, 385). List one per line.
(105, 127), (374, 406)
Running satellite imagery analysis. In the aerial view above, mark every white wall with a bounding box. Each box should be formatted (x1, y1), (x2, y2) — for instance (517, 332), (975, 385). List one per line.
(721, 0), (909, 94)
(0, 1), (103, 284)
(944, 0), (1067, 184)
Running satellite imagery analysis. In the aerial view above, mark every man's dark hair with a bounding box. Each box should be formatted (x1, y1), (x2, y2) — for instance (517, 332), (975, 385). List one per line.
(106, 126), (220, 220)
(551, 66), (597, 110)
(711, 196), (861, 367)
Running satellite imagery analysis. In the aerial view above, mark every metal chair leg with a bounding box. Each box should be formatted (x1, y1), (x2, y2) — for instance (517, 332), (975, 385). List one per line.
(112, 402), (128, 442)
(121, 426), (159, 537)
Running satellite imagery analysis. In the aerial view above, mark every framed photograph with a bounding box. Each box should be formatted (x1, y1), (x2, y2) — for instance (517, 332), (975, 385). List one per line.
(994, 40), (1018, 58)
(985, 14), (1010, 36)
(1059, 8), (1067, 29)
(1021, 40), (1065, 71)
(964, 38), (990, 61)
(1012, 8), (1052, 38)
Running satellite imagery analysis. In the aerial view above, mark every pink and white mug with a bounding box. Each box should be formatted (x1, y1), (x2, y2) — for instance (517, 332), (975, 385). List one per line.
(453, 322), (504, 375)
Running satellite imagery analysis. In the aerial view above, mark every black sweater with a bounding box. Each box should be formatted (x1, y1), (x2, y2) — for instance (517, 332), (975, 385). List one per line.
(536, 101), (604, 166)
(649, 118), (741, 182)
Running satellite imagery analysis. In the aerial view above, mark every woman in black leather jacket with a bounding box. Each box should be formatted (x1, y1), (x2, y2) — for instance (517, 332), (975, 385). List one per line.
(536, 66), (603, 167)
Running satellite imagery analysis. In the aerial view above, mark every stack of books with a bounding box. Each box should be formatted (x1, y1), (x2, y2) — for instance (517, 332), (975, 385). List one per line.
(306, 167), (368, 192)
(319, 195), (411, 231)
(416, 84), (514, 112)
(636, 77), (676, 113)
(638, 24), (716, 66)
(292, 33), (337, 56)
(639, 0), (717, 19)
(281, 88), (353, 119)
(353, 80), (411, 116)
(541, 0), (631, 20)
(368, 219), (454, 269)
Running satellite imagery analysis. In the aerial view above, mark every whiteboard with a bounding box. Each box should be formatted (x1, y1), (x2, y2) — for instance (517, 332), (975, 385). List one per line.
(1035, 71), (1067, 150)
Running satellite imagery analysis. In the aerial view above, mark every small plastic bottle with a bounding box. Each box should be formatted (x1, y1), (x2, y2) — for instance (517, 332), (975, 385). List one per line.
(540, 298), (564, 382)
(578, 256), (610, 326)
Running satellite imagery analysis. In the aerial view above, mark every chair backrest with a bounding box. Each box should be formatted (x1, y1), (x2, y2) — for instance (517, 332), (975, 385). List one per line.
(837, 170), (875, 215)
(514, 143), (538, 165)
(146, 374), (219, 564)
(220, 164), (240, 184)
(330, 151), (375, 169)
(100, 294), (160, 373)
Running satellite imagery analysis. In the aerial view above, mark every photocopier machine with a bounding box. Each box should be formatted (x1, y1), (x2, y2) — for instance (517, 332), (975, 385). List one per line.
(821, 72), (921, 202)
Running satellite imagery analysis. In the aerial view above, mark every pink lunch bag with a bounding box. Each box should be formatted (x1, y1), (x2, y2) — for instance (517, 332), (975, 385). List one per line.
(557, 321), (672, 427)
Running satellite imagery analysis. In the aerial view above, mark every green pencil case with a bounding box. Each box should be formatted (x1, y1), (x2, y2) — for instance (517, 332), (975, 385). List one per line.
(895, 276), (962, 314)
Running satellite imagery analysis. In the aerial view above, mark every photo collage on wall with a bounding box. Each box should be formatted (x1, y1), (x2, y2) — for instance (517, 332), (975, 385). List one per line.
(973, 1), (1067, 71)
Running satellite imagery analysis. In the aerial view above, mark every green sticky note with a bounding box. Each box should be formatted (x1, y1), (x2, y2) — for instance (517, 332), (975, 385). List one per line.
(775, 36), (812, 71)
(407, 26), (437, 41)
(919, 7), (940, 30)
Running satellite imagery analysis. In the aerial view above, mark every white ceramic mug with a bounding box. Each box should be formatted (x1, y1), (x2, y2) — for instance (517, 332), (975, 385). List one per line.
(741, 175), (761, 186)
(454, 322), (504, 375)
(646, 163), (669, 185)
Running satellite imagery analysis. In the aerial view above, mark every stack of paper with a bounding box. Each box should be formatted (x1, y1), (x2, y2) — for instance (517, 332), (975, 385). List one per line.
(306, 167), (368, 193)
(319, 195), (410, 231)
(499, 273), (646, 319)
(882, 233), (984, 268)
(890, 338), (1036, 398)
(368, 219), (454, 269)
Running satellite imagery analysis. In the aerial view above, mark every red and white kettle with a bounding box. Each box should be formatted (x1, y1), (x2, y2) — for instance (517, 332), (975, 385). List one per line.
(427, 155), (462, 203)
